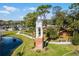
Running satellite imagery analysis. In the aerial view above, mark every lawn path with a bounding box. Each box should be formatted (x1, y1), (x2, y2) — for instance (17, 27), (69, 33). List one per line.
(16, 31), (35, 39)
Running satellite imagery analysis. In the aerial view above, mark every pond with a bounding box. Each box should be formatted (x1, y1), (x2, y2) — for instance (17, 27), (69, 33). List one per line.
(0, 37), (23, 56)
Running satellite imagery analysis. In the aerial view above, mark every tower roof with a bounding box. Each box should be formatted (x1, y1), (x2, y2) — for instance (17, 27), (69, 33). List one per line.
(36, 16), (43, 22)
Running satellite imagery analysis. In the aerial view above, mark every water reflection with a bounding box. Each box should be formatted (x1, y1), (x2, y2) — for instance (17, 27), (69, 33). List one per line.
(0, 37), (22, 56)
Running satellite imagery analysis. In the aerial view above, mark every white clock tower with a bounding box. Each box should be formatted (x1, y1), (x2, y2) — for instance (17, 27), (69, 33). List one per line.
(34, 16), (44, 50)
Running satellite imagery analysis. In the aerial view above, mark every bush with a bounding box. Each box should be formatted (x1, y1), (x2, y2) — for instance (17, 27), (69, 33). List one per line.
(46, 27), (58, 39)
(72, 32), (79, 45)
(36, 49), (41, 53)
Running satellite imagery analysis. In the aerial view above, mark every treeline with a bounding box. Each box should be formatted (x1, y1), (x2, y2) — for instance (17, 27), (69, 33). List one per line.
(24, 3), (79, 32)
(23, 3), (79, 45)
(0, 20), (25, 26)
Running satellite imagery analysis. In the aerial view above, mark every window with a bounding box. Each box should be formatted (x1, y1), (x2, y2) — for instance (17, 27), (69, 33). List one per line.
(38, 27), (41, 36)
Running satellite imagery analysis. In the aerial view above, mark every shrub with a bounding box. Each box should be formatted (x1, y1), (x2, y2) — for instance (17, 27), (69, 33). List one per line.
(36, 49), (41, 53)
(46, 27), (58, 39)
(72, 32), (79, 45)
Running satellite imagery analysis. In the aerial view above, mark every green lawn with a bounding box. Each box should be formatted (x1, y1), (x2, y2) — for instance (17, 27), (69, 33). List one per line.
(22, 30), (35, 37)
(11, 34), (75, 56)
(2, 31), (78, 56)
(3, 31), (17, 36)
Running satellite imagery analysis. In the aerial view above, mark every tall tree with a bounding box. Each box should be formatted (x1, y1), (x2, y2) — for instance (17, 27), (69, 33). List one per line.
(52, 6), (66, 30)
(37, 5), (52, 27)
(37, 5), (52, 19)
(24, 12), (38, 28)
(67, 3), (79, 31)
(52, 6), (62, 14)
(69, 3), (79, 20)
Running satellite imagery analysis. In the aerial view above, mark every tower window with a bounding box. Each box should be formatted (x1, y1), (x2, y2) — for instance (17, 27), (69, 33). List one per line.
(38, 27), (41, 36)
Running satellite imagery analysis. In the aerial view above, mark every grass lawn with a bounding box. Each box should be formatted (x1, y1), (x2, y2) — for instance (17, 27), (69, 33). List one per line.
(11, 35), (76, 56)
(3, 31), (17, 36)
(21, 30), (35, 37)
(2, 31), (78, 56)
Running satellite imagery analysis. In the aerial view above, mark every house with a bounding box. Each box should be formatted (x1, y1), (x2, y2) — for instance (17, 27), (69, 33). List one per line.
(7, 28), (13, 31)
(59, 28), (72, 42)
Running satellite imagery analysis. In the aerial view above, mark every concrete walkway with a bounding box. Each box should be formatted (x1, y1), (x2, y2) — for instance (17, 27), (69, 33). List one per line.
(16, 31), (72, 44)
(49, 42), (71, 44)
(16, 31), (35, 39)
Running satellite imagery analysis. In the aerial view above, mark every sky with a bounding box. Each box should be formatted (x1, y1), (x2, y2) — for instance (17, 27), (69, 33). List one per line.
(0, 3), (71, 21)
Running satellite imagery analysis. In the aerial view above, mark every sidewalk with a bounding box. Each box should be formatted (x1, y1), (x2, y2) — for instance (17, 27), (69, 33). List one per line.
(16, 31), (72, 44)
(16, 31), (35, 39)
(49, 42), (71, 44)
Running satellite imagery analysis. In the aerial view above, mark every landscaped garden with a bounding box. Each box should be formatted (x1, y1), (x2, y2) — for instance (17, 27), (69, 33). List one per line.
(1, 31), (77, 56)
(0, 3), (79, 56)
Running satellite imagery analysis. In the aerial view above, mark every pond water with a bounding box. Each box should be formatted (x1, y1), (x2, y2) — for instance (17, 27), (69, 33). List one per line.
(0, 37), (23, 56)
